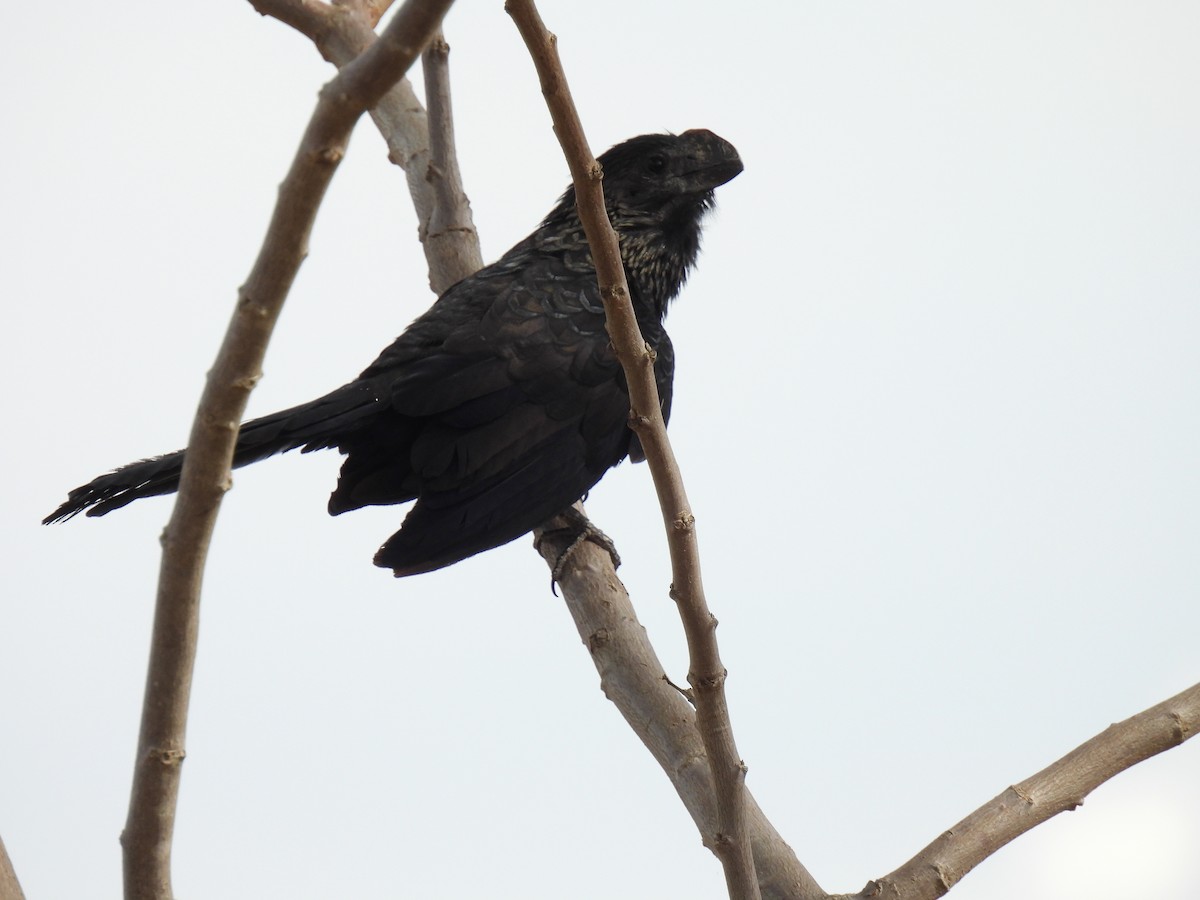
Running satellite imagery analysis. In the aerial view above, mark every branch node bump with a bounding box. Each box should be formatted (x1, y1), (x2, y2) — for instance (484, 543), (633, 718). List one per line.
(150, 747), (186, 767)
(236, 290), (270, 318)
(314, 146), (345, 165)
(690, 669), (728, 692)
(1171, 710), (1188, 741)
(206, 415), (239, 434)
(586, 159), (603, 182)
(673, 512), (696, 532)
(200, 411), (238, 433)
(587, 628), (610, 653)
(602, 283), (627, 303)
(1010, 783), (1034, 804)
(932, 862), (955, 891)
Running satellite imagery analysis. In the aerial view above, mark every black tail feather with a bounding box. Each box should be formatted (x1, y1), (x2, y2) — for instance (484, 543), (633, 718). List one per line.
(43, 382), (383, 524)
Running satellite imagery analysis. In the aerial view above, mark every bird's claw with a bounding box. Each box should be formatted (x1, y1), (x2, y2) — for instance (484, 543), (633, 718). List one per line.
(551, 523), (621, 581)
(536, 507), (621, 594)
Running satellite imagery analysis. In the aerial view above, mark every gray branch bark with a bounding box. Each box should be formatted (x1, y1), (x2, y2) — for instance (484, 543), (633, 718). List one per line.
(420, 30), (483, 291)
(250, 0), (482, 293)
(121, 3), (454, 898)
(536, 511), (826, 900)
(837, 680), (1200, 900)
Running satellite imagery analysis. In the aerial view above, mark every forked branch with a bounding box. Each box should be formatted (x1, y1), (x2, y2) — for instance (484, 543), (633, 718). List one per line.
(250, 0), (482, 293)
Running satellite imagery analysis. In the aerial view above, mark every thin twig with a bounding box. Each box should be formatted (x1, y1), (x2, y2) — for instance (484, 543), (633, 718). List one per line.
(835, 681), (1200, 900)
(421, 30), (484, 292)
(536, 511), (826, 900)
(504, 3), (759, 898)
(121, 3), (453, 899)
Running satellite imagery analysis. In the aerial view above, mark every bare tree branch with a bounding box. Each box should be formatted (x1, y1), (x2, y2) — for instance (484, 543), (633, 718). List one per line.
(420, 30), (484, 291)
(250, 0), (482, 294)
(121, 3), (454, 898)
(505, 3), (758, 898)
(536, 511), (826, 900)
(837, 681), (1200, 900)
(0, 837), (25, 900)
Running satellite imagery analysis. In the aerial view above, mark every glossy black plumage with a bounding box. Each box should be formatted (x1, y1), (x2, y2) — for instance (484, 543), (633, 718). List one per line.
(45, 130), (742, 575)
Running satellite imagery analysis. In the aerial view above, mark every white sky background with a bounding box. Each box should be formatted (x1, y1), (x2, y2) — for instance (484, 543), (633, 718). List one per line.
(3, 1), (1198, 897)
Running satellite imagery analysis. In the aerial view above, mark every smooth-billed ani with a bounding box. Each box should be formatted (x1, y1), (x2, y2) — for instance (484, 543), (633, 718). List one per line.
(45, 129), (743, 575)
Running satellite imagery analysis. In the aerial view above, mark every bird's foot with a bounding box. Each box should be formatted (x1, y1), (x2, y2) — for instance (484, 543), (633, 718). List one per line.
(536, 506), (621, 592)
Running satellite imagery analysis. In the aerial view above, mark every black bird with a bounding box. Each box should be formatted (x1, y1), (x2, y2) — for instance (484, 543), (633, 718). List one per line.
(45, 129), (743, 576)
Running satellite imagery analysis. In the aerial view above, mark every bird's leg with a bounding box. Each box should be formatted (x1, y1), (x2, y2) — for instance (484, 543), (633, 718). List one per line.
(536, 505), (622, 586)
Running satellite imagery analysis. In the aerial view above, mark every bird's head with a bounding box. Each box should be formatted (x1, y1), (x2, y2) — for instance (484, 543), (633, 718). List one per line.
(537, 130), (742, 316)
(597, 129), (743, 225)
(599, 130), (742, 313)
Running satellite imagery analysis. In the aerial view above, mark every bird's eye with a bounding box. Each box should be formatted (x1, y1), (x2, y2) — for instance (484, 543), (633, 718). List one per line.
(646, 154), (667, 174)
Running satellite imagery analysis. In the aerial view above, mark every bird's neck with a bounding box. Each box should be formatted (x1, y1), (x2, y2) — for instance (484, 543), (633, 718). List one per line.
(535, 205), (704, 323)
(615, 228), (699, 322)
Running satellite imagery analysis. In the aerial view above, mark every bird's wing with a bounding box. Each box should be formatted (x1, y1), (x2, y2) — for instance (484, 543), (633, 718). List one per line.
(331, 253), (637, 574)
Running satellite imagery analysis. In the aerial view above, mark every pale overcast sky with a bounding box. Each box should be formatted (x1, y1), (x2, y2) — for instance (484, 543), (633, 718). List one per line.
(3, 2), (1198, 898)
